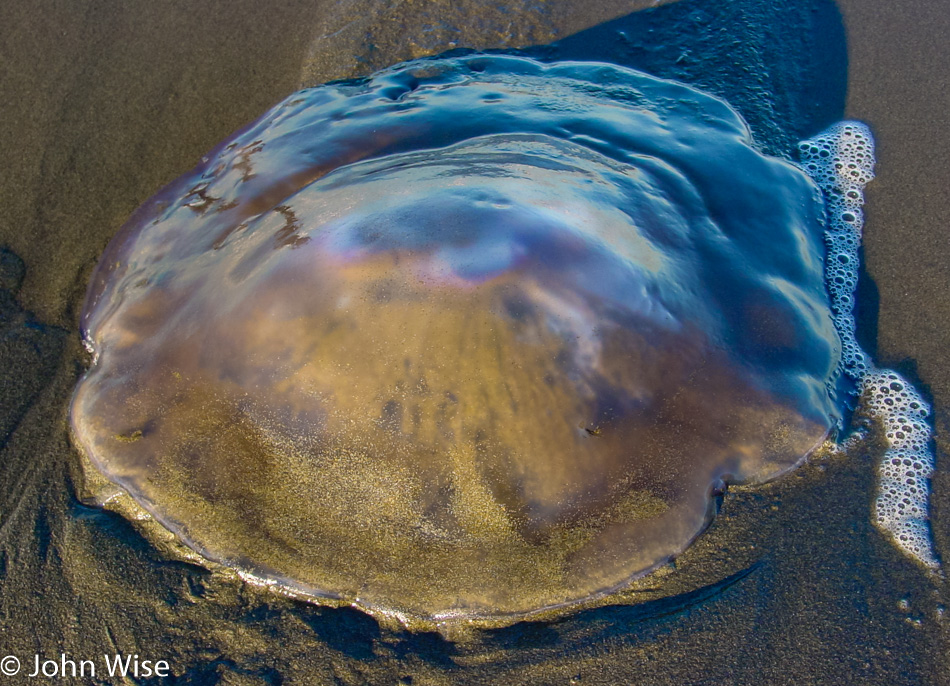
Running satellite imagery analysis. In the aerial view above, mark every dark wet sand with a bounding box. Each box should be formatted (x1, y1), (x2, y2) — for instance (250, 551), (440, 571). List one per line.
(0, 0), (948, 683)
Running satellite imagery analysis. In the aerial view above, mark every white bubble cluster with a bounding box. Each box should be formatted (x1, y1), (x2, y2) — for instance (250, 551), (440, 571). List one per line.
(865, 370), (937, 566)
(799, 122), (939, 570)
(799, 122), (874, 380)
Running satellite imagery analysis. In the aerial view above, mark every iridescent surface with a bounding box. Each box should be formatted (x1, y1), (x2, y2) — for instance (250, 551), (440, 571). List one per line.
(71, 55), (838, 622)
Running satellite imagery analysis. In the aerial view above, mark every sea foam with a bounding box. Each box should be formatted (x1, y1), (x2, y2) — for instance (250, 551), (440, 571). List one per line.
(799, 122), (939, 570)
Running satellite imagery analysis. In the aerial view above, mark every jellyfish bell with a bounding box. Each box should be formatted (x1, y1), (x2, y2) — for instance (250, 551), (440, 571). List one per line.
(70, 55), (840, 624)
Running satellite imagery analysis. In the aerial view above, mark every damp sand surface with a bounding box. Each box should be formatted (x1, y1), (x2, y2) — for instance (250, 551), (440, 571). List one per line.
(0, 0), (948, 683)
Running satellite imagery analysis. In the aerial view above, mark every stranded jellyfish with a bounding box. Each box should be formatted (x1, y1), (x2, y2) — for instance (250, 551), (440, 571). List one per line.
(71, 56), (842, 622)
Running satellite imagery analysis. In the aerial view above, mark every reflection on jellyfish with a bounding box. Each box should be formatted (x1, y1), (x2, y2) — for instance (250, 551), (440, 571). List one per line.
(71, 55), (842, 623)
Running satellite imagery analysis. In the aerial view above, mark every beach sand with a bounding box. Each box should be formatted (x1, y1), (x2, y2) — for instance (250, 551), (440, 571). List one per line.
(0, 0), (947, 682)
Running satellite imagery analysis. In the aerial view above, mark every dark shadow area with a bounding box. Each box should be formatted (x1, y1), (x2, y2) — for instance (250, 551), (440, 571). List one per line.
(854, 247), (881, 360)
(0, 248), (67, 449)
(298, 605), (383, 662)
(483, 562), (759, 652)
(164, 658), (283, 686)
(69, 497), (215, 588)
(386, 630), (461, 671)
(516, 0), (848, 157)
(364, 562), (759, 667)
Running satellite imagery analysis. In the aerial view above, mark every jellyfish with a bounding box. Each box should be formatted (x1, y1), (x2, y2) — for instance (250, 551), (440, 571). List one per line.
(71, 55), (844, 623)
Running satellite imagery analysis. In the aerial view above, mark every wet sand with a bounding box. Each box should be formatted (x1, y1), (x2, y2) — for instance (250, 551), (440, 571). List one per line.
(0, 0), (947, 683)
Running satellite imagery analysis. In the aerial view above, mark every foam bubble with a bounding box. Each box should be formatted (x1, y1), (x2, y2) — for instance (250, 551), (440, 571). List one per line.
(799, 122), (939, 570)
